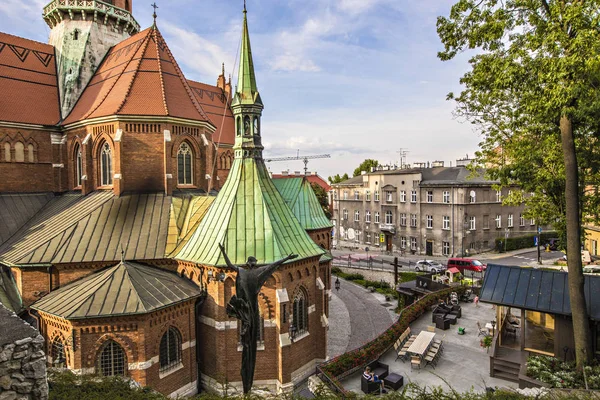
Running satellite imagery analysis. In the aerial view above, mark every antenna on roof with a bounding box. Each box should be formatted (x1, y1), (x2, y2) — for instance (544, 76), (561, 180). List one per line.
(151, 2), (159, 24)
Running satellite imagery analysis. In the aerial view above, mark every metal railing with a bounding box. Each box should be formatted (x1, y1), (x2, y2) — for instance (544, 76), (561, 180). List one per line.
(43, 0), (140, 32)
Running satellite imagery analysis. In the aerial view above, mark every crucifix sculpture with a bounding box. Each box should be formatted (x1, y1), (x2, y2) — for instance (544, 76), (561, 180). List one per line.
(219, 243), (297, 394)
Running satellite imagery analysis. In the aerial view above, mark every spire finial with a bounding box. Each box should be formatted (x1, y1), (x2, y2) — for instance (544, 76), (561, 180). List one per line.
(151, 2), (159, 23)
(222, 62), (225, 76)
(243, 0), (247, 13)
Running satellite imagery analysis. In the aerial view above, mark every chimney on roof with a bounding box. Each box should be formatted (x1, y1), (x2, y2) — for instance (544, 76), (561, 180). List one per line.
(217, 62), (226, 90)
(312, 171), (317, 176)
(294, 171), (302, 176)
(432, 161), (444, 168)
(281, 170), (289, 176)
(361, 171), (367, 175)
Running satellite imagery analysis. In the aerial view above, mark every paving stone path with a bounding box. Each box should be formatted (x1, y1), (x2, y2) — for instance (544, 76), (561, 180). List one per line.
(328, 280), (396, 359)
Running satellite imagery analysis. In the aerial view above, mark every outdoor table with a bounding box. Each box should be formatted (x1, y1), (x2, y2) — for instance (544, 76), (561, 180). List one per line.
(384, 373), (404, 390)
(406, 331), (436, 357)
(485, 322), (494, 334)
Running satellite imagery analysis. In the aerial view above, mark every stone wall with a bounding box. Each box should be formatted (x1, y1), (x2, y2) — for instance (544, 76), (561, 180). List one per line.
(0, 304), (48, 400)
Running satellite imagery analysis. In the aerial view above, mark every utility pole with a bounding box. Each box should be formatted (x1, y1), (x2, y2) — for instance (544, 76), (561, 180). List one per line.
(537, 225), (542, 264)
(397, 148), (409, 169)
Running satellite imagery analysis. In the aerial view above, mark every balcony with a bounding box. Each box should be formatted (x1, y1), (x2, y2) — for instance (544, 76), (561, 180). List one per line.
(43, 0), (140, 33)
(379, 223), (396, 234)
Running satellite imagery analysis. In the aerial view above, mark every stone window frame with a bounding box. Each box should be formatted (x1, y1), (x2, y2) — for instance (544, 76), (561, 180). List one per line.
(292, 287), (309, 336)
(443, 215), (450, 230)
(443, 191), (450, 204)
(385, 211), (393, 225)
(442, 241), (450, 256)
(97, 340), (127, 377)
(159, 327), (183, 374)
(177, 141), (194, 186)
(365, 211), (371, 223)
(99, 141), (114, 187)
(374, 211), (380, 224)
(426, 215), (433, 229)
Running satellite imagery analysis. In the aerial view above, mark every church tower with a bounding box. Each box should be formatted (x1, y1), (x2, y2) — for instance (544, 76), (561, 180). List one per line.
(43, 0), (140, 118)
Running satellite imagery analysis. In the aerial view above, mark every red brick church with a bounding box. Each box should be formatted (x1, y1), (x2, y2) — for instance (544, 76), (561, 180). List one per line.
(0, 1), (332, 397)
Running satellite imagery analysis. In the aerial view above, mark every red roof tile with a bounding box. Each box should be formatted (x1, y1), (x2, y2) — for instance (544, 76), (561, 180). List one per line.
(0, 32), (60, 125)
(187, 80), (234, 145)
(64, 26), (211, 125)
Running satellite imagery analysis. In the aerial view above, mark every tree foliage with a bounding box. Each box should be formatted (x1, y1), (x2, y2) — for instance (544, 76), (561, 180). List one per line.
(353, 159), (380, 177)
(311, 182), (332, 219)
(437, 0), (600, 367)
(328, 173), (349, 184)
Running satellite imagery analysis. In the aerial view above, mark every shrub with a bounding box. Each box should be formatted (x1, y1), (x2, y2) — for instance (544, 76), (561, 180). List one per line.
(526, 355), (600, 389)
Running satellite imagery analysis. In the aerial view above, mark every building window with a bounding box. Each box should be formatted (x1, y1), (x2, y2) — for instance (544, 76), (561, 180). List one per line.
(292, 289), (308, 335)
(443, 191), (450, 204)
(254, 117), (260, 135)
(333, 191), (338, 200)
(469, 216), (476, 231)
(520, 214), (525, 226)
(74, 143), (82, 187)
(531, 218), (536, 226)
(426, 215), (433, 229)
(400, 236), (406, 248)
(374, 190), (380, 202)
(443, 216), (450, 230)
(51, 339), (66, 367)
(343, 209), (348, 220)
(244, 115), (251, 135)
(496, 215), (502, 228)
(354, 210), (360, 221)
(496, 190), (502, 202)
(354, 190), (360, 200)
(411, 190), (417, 203)
(384, 191), (392, 202)
(366, 232), (371, 243)
(177, 142), (193, 185)
(374, 212), (380, 223)
(366, 190), (371, 201)
(483, 215), (490, 229)
(236, 116), (242, 136)
(159, 327), (182, 372)
(3, 143), (10, 162)
(100, 142), (113, 186)
(14, 142), (24, 162)
(410, 237), (417, 250)
(365, 211), (371, 223)
(469, 191), (476, 203)
(508, 214), (514, 228)
(27, 144), (34, 162)
(343, 191), (348, 200)
(400, 213), (406, 226)
(442, 241), (450, 256)
(427, 191), (433, 203)
(385, 211), (393, 224)
(97, 340), (126, 377)
(410, 214), (417, 228)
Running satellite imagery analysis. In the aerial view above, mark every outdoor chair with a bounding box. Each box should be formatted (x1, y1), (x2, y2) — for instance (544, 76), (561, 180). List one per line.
(368, 360), (389, 380)
(434, 314), (450, 330)
(410, 356), (421, 371)
(476, 321), (488, 337)
(396, 349), (408, 362)
(361, 375), (382, 394)
(427, 325), (436, 332)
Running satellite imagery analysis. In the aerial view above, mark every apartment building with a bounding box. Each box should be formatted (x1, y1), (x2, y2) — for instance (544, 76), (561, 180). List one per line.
(332, 164), (538, 257)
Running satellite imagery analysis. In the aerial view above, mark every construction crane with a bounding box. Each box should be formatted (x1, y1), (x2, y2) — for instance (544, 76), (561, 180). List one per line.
(264, 151), (331, 175)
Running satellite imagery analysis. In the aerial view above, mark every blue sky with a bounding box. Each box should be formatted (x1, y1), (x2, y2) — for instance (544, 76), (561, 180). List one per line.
(0, 0), (478, 179)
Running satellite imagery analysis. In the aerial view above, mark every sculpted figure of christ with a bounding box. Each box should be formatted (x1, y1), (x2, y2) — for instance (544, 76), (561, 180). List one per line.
(219, 243), (297, 394)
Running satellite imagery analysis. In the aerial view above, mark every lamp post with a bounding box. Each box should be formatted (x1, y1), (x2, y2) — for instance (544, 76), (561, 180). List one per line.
(491, 319), (496, 337)
(335, 277), (341, 291)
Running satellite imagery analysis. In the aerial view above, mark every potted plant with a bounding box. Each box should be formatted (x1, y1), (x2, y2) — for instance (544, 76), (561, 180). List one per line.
(480, 335), (492, 349)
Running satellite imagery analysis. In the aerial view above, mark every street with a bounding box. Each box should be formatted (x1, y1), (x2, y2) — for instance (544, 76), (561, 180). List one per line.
(331, 246), (563, 272)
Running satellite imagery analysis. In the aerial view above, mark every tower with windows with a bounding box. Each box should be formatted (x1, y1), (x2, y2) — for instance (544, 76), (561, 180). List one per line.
(43, 0), (140, 117)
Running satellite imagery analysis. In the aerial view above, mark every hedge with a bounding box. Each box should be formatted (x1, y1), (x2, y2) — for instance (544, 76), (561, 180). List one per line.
(495, 231), (557, 252)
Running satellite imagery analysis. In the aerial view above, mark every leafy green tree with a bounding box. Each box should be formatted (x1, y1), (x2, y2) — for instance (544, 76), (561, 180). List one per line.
(438, 0), (600, 367)
(353, 159), (380, 177)
(311, 182), (332, 219)
(327, 173), (349, 184)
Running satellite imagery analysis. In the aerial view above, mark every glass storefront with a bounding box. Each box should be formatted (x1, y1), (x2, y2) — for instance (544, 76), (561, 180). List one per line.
(524, 310), (554, 355)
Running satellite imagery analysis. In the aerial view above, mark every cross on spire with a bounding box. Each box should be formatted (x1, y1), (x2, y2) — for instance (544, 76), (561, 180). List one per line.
(243, 0), (247, 13)
(151, 2), (159, 23)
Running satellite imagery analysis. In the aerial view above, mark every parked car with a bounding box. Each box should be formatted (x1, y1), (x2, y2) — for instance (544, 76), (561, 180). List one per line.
(414, 260), (446, 273)
(446, 257), (487, 273)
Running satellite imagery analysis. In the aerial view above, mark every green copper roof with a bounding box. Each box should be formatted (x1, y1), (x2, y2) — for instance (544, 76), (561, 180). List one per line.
(175, 159), (325, 266)
(272, 177), (333, 231)
(232, 7), (262, 106)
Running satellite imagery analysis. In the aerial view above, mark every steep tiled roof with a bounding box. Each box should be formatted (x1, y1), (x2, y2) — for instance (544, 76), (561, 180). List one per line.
(64, 26), (211, 125)
(0, 32), (60, 125)
(272, 177), (332, 230)
(272, 173), (331, 192)
(31, 261), (203, 319)
(188, 80), (234, 145)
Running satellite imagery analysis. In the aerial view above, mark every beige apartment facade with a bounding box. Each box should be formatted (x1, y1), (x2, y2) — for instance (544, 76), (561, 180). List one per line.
(332, 165), (538, 257)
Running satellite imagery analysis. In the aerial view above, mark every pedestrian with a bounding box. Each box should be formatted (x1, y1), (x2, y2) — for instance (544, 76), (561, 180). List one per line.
(474, 295), (479, 308)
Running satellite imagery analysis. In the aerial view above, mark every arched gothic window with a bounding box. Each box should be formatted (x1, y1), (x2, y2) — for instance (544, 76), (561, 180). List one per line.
(27, 144), (34, 162)
(236, 116), (242, 137)
(3, 143), (10, 162)
(74, 143), (82, 187)
(159, 327), (182, 372)
(253, 117), (259, 135)
(14, 142), (24, 162)
(244, 115), (250, 135)
(100, 142), (113, 186)
(177, 142), (193, 185)
(292, 288), (308, 336)
(97, 340), (126, 376)
(51, 338), (65, 367)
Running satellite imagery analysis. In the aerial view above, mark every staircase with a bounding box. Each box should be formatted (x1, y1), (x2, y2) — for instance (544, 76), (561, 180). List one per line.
(491, 347), (522, 383)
